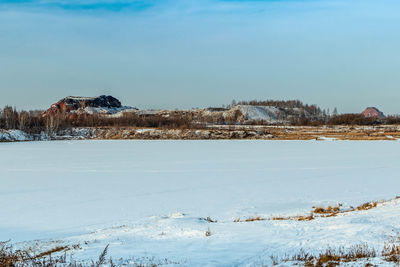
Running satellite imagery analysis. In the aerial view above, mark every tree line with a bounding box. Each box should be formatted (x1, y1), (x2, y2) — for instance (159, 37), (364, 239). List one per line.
(235, 99), (325, 117)
(0, 106), (195, 135)
(1, 105), (400, 135)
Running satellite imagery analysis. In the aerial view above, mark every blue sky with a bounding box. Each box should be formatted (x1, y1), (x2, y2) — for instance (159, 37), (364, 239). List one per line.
(1, 0), (400, 113)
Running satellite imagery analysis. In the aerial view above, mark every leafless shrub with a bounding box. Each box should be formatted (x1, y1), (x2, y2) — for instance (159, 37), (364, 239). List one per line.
(382, 232), (400, 263)
(269, 255), (280, 265)
(200, 217), (217, 223)
(233, 216), (268, 222)
(0, 241), (114, 267)
(95, 244), (109, 266)
(205, 228), (212, 237)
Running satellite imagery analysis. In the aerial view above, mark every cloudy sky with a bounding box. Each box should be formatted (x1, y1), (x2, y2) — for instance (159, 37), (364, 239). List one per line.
(1, 0), (400, 113)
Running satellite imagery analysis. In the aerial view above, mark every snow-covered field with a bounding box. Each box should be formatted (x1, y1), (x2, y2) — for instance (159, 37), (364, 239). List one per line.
(1, 140), (400, 266)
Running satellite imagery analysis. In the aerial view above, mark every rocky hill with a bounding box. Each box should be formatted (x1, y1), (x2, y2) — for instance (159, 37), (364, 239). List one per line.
(42, 95), (135, 117)
(194, 104), (323, 124)
(361, 107), (385, 119)
(42, 95), (327, 125)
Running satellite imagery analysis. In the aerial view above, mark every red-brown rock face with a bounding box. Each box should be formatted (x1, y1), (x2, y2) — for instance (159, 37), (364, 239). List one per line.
(361, 107), (385, 119)
(42, 95), (122, 117)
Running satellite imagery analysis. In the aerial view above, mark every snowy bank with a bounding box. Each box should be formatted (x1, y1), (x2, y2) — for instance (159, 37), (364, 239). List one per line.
(0, 130), (34, 142)
(1, 141), (400, 265)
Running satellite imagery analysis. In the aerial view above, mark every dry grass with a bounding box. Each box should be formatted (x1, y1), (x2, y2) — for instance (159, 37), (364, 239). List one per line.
(232, 216), (270, 222)
(55, 125), (400, 141)
(312, 204), (341, 214)
(278, 244), (377, 266)
(382, 232), (400, 263)
(272, 233), (400, 266)
(259, 125), (400, 141)
(309, 201), (378, 219)
(271, 217), (287, 221)
(382, 244), (400, 263)
(356, 202), (378, 211)
(0, 241), (113, 267)
(272, 214), (314, 221)
(0, 240), (20, 267)
(297, 214), (315, 221)
(245, 216), (266, 222)
(0, 240), (73, 266)
(34, 245), (70, 259)
(265, 200), (385, 223)
(96, 244), (109, 266)
(234, 197), (395, 224)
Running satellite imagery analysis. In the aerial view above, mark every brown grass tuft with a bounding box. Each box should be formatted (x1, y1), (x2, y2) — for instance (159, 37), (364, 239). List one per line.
(313, 205), (341, 214)
(297, 214), (314, 221)
(271, 217), (287, 221)
(0, 241), (113, 267)
(245, 216), (266, 222)
(382, 233), (400, 263)
(356, 202), (378, 211)
(382, 244), (400, 262)
(281, 244), (377, 266)
(34, 246), (69, 258)
(269, 199), (389, 222)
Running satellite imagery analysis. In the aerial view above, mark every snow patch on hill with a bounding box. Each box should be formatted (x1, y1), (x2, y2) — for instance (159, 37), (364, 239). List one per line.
(83, 106), (136, 115)
(235, 105), (280, 122)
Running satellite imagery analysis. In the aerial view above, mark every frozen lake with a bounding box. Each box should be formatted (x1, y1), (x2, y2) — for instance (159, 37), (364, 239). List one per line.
(1, 140), (400, 265)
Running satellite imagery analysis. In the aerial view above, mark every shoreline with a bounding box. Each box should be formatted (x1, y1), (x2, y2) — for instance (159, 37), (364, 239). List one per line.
(2, 125), (400, 142)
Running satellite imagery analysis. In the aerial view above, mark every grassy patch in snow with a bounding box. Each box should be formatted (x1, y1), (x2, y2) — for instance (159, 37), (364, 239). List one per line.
(0, 241), (115, 267)
(0, 240), (182, 267)
(269, 232), (400, 266)
(234, 197), (398, 223)
(284, 244), (377, 266)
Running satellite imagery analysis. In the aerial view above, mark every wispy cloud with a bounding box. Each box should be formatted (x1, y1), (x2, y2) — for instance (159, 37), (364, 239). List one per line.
(0, 0), (156, 12)
(1, 0), (400, 112)
(0, 0), (330, 14)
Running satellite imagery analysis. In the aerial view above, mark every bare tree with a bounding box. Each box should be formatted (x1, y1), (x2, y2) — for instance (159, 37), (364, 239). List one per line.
(18, 111), (30, 132)
(333, 107), (338, 117)
(45, 113), (63, 135)
(3, 106), (18, 129)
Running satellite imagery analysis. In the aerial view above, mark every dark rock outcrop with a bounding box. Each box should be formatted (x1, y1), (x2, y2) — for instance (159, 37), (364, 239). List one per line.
(43, 95), (123, 116)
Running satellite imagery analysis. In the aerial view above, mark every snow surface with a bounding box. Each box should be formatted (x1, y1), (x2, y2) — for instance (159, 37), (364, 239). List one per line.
(316, 136), (338, 141)
(236, 105), (280, 122)
(83, 106), (135, 115)
(1, 140), (400, 266)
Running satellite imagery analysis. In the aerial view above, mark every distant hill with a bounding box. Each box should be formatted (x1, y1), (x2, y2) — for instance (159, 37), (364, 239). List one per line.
(361, 107), (385, 119)
(42, 95), (327, 125)
(42, 95), (135, 117)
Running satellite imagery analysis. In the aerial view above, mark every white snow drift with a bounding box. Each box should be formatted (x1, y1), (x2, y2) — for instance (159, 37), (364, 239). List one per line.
(1, 140), (400, 266)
